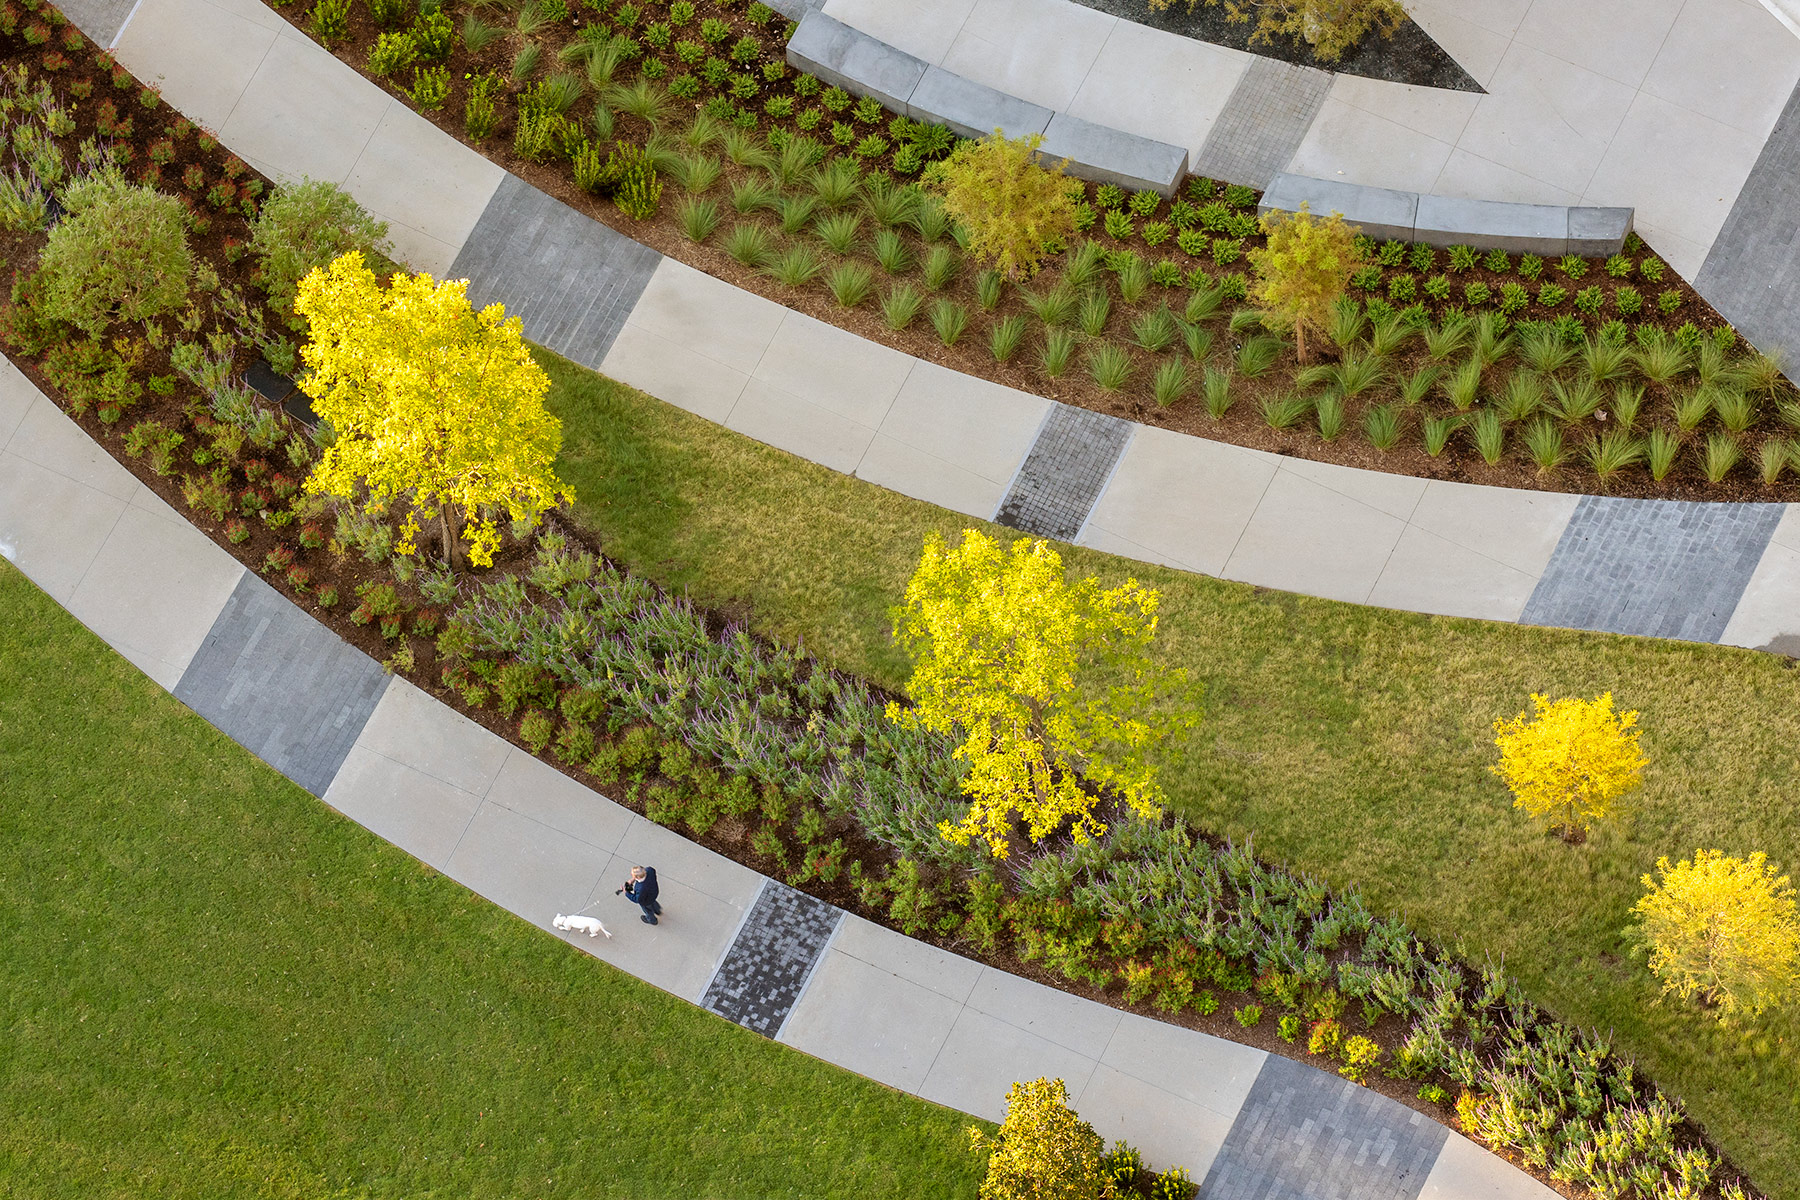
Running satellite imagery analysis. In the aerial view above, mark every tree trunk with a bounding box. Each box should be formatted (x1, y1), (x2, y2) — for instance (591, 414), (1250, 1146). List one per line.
(439, 502), (461, 571)
(1295, 319), (1310, 365)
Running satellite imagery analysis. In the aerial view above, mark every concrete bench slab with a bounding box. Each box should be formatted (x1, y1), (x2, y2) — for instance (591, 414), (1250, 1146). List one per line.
(786, 12), (927, 113)
(1259, 172), (1417, 243)
(1567, 205), (1634, 257)
(1037, 112), (1188, 198)
(908, 65), (1053, 141)
(1413, 193), (1569, 255)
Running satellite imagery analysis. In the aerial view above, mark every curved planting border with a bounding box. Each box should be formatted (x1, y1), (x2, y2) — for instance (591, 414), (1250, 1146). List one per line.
(0, 6), (1777, 1199)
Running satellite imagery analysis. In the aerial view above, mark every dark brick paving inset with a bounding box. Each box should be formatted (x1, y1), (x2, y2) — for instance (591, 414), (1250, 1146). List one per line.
(701, 881), (843, 1037)
(994, 404), (1133, 541)
(1201, 1054), (1448, 1200)
(447, 173), (662, 369)
(1194, 56), (1333, 189)
(1696, 77), (1800, 374)
(1519, 496), (1784, 642)
(173, 572), (389, 797)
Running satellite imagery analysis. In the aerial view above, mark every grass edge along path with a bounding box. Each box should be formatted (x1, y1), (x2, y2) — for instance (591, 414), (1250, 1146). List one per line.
(0, 557), (985, 1200)
(542, 349), (1800, 1198)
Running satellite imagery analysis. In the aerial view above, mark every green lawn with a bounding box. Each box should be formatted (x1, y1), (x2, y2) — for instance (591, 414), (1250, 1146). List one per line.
(0, 559), (984, 1200)
(545, 350), (1800, 1197)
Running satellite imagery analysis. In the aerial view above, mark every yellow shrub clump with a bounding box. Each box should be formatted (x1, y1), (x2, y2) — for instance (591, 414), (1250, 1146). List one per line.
(969, 1077), (1116, 1200)
(1627, 849), (1800, 1019)
(1490, 692), (1646, 840)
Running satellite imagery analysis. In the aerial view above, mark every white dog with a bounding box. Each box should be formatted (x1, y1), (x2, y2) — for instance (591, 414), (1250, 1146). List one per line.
(553, 912), (612, 938)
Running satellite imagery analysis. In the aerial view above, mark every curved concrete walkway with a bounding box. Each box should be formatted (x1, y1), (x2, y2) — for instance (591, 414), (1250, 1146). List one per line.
(86, 0), (1800, 653)
(0, 346), (1554, 1200)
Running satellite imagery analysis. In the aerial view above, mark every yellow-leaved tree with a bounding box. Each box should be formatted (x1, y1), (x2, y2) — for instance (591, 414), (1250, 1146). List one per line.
(294, 252), (572, 569)
(1490, 692), (1646, 841)
(968, 1077), (1116, 1200)
(888, 529), (1201, 858)
(1626, 849), (1800, 1019)
(924, 131), (1079, 280)
(1248, 204), (1363, 364)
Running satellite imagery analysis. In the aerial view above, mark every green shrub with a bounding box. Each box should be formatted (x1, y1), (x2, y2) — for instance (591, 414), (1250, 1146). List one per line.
(250, 178), (390, 325)
(36, 173), (191, 337)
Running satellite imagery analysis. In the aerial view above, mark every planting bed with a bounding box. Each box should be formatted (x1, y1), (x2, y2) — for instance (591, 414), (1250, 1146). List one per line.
(0, 6), (1786, 1199)
(282, 0), (1800, 501)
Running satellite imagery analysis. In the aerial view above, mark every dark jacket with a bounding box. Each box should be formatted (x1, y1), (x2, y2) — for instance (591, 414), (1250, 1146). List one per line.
(626, 868), (659, 906)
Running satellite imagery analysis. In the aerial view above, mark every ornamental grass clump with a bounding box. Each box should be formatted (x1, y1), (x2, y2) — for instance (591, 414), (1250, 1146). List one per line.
(1627, 849), (1800, 1019)
(1490, 692), (1646, 842)
(923, 130), (1078, 280)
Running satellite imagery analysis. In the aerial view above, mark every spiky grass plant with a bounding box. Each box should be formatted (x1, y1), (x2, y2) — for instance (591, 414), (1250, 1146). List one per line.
(1260, 390), (1311, 430)
(730, 174), (780, 214)
(1523, 416), (1569, 474)
(1022, 282), (1077, 328)
(722, 221), (775, 269)
(1647, 427), (1681, 480)
(1398, 365), (1439, 406)
(669, 152), (721, 194)
(1237, 334), (1285, 378)
(776, 194), (818, 235)
(921, 244), (959, 291)
(1443, 356), (1483, 411)
(1469, 409), (1505, 464)
(1203, 365), (1234, 419)
(767, 243), (824, 288)
(1362, 402), (1403, 450)
(928, 298), (969, 347)
(873, 228), (913, 275)
(1130, 308), (1177, 354)
(1078, 290), (1112, 338)
(1421, 413), (1460, 456)
(1086, 342), (1134, 391)
(826, 261), (875, 308)
(1181, 321), (1213, 363)
(676, 195), (720, 243)
(989, 314), (1029, 363)
(1040, 327), (1077, 378)
(1314, 392), (1346, 441)
(1152, 358), (1189, 407)
(1702, 431), (1741, 482)
(1585, 429), (1645, 482)
(880, 283), (922, 330)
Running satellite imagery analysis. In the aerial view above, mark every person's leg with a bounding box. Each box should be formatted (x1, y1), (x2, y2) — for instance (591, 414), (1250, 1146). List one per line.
(638, 900), (658, 924)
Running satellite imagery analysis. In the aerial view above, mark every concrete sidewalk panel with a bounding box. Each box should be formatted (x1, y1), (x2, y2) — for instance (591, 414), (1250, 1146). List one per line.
(1276, 456), (1428, 523)
(856, 433), (1005, 516)
(966, 967), (1122, 1059)
(919, 1006), (1101, 1121)
(355, 677), (511, 797)
(602, 321), (750, 424)
(821, 0), (976, 65)
(1076, 1065), (1240, 1182)
(728, 379), (879, 474)
(324, 741), (482, 869)
(343, 101), (506, 275)
(1407, 480), (1578, 578)
(612, 817), (767, 912)
(484, 747), (635, 853)
(8, 396), (141, 502)
(877, 360), (1046, 483)
(1368, 524), (1540, 622)
(942, 0), (1114, 113)
(753, 312), (913, 429)
(1077, 426), (1276, 577)
(779, 947), (965, 1091)
(1721, 506), (1800, 652)
(830, 913), (984, 1003)
(1418, 1131), (1562, 1200)
(1064, 19), (1247, 163)
(66, 504), (244, 690)
(220, 32), (389, 186)
(573, 848), (750, 1004)
(441, 800), (614, 928)
(113, 0), (278, 132)
(1100, 1011), (1267, 1118)
(0, 449), (126, 604)
(1222, 470), (1407, 604)
(0, 357), (34, 449)
(625, 259), (787, 375)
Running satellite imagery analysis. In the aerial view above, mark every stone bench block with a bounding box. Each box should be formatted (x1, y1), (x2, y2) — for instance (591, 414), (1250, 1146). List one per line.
(1036, 112), (1188, 198)
(907, 66), (1053, 141)
(1413, 193), (1568, 255)
(786, 12), (927, 114)
(1566, 206), (1634, 257)
(1259, 172), (1416, 244)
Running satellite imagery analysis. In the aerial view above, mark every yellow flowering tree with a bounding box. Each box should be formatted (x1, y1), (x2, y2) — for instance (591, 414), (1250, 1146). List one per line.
(1248, 204), (1363, 364)
(1490, 692), (1646, 841)
(888, 530), (1201, 858)
(1627, 849), (1800, 1019)
(968, 1077), (1116, 1200)
(294, 252), (571, 569)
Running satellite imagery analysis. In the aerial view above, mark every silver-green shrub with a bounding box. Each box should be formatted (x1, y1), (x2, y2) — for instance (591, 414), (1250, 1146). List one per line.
(249, 178), (391, 326)
(36, 172), (190, 337)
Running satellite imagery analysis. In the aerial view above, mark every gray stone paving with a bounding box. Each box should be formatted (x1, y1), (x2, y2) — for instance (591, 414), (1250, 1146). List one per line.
(1695, 77), (1800, 375)
(173, 572), (389, 797)
(447, 173), (662, 370)
(1520, 496), (1786, 641)
(995, 404), (1133, 541)
(701, 880), (843, 1037)
(1201, 1053), (1448, 1200)
(1194, 56), (1334, 190)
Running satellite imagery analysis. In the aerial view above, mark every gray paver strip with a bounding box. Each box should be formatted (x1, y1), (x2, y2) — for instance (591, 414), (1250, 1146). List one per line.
(994, 403), (1133, 541)
(1194, 56), (1334, 189)
(1520, 496), (1786, 641)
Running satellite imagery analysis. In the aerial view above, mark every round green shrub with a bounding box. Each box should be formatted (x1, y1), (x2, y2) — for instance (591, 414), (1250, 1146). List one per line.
(250, 178), (392, 327)
(36, 172), (191, 337)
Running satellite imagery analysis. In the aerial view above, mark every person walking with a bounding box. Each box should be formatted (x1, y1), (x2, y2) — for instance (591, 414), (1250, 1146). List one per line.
(617, 865), (662, 925)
